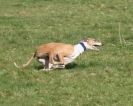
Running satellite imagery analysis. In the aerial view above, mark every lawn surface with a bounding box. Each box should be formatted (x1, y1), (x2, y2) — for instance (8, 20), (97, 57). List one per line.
(0, 0), (133, 106)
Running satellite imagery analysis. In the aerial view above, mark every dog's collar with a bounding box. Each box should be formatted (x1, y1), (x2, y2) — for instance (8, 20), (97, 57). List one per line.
(80, 42), (86, 51)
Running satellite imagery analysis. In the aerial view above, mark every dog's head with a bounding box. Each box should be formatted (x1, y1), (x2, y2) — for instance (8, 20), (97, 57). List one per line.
(81, 38), (102, 51)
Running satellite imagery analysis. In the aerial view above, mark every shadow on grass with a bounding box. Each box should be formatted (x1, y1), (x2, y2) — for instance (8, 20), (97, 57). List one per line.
(65, 63), (77, 69)
(34, 63), (78, 70)
(34, 65), (44, 70)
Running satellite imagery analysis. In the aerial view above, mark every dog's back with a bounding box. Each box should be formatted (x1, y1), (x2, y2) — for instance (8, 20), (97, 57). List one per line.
(35, 43), (74, 58)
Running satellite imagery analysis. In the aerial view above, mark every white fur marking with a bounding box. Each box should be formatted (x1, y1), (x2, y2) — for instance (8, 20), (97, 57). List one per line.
(38, 59), (46, 65)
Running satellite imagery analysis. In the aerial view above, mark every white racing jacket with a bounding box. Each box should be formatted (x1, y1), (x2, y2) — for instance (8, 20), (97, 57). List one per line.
(63, 42), (89, 65)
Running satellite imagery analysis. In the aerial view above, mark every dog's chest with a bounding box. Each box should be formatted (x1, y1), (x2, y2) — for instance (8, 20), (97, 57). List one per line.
(63, 44), (85, 64)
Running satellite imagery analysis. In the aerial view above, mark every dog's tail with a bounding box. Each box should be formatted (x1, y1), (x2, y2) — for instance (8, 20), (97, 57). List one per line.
(14, 53), (35, 68)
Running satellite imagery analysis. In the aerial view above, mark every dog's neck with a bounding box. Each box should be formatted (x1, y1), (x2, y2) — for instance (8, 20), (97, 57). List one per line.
(79, 42), (87, 51)
(74, 42), (89, 54)
(71, 42), (89, 59)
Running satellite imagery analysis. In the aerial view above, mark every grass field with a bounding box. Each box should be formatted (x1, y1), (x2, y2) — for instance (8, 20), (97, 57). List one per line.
(0, 0), (133, 105)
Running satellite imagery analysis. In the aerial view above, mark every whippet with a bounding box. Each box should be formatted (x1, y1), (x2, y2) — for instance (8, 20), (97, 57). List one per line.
(14, 38), (102, 70)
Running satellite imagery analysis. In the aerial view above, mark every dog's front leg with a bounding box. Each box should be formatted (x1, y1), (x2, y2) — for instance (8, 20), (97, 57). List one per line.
(57, 53), (65, 66)
(52, 53), (65, 69)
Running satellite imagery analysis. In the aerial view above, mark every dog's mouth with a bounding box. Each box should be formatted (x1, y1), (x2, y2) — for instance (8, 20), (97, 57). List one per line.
(92, 42), (102, 51)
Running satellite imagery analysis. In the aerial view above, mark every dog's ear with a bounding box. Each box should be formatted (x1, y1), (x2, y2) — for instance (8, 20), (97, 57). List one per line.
(80, 37), (88, 42)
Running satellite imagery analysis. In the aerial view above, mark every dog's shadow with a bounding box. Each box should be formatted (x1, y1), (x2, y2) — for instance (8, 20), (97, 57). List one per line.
(35, 65), (44, 70)
(35, 63), (77, 70)
(65, 63), (77, 69)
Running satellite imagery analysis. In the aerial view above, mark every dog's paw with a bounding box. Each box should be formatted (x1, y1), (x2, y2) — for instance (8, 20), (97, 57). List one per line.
(42, 68), (53, 71)
(53, 64), (65, 69)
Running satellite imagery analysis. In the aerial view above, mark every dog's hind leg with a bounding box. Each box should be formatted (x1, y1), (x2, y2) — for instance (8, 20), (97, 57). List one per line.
(38, 58), (47, 70)
(38, 58), (46, 65)
(39, 58), (53, 71)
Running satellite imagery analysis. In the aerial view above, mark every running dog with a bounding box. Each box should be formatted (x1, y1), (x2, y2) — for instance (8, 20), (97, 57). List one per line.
(14, 38), (102, 70)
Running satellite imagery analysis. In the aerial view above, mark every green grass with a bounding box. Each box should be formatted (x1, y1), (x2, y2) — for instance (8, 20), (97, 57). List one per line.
(0, 0), (133, 105)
